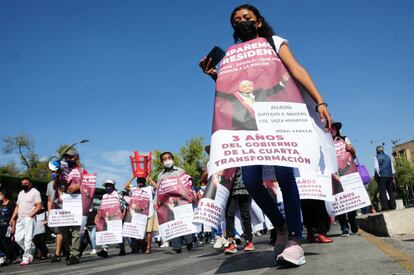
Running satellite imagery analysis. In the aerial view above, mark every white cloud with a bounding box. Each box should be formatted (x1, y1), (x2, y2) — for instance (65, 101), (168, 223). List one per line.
(101, 150), (131, 166)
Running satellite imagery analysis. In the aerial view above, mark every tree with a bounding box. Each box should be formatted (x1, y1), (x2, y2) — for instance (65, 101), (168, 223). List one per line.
(2, 135), (37, 170)
(0, 161), (20, 176)
(394, 157), (414, 205)
(150, 137), (208, 186)
(178, 137), (208, 187)
(1, 135), (70, 181)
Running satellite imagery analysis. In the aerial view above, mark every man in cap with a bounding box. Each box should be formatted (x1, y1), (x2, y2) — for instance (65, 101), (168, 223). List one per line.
(375, 146), (396, 211)
(57, 147), (87, 265)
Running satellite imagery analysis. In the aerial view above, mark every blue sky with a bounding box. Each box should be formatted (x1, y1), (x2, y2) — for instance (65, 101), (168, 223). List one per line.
(1, 0), (413, 187)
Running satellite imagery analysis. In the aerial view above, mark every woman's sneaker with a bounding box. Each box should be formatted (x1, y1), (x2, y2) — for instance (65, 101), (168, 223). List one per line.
(274, 225), (289, 256)
(276, 240), (306, 267)
(243, 242), (255, 251)
(341, 229), (350, 237)
(224, 243), (238, 254)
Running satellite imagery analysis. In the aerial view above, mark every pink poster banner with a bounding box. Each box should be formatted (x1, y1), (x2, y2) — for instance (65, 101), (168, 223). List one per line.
(122, 187), (152, 239)
(96, 193), (123, 245)
(328, 138), (371, 215)
(81, 173), (96, 216)
(209, 37), (337, 178)
(156, 173), (197, 240)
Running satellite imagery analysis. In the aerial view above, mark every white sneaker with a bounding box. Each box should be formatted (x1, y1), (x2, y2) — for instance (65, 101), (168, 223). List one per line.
(160, 241), (170, 248)
(213, 236), (225, 249)
(276, 240), (306, 267)
(90, 249), (97, 255)
(0, 257), (5, 265)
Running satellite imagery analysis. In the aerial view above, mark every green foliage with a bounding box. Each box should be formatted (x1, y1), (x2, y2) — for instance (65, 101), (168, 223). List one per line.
(0, 161), (20, 176)
(1, 134), (70, 181)
(178, 137), (207, 187)
(2, 135), (36, 169)
(366, 178), (378, 209)
(150, 137), (208, 186)
(394, 157), (414, 204)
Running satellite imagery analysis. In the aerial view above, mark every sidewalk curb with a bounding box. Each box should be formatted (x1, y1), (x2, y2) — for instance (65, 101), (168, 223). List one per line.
(359, 229), (414, 273)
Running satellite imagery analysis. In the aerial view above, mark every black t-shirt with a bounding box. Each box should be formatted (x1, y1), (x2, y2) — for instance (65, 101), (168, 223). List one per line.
(0, 201), (16, 227)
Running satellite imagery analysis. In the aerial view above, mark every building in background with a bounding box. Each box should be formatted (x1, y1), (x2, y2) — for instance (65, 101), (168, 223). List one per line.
(392, 139), (414, 166)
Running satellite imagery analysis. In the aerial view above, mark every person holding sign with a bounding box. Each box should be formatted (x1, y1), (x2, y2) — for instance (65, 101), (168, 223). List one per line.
(95, 180), (127, 258)
(330, 122), (359, 236)
(199, 4), (333, 267)
(155, 152), (196, 254)
(124, 177), (158, 254)
(55, 147), (87, 265)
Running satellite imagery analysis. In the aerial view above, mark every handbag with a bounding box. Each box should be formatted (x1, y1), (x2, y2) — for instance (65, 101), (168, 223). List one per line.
(355, 158), (371, 185)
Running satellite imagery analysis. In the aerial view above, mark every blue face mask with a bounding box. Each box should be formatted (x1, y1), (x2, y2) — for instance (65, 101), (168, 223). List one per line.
(200, 186), (207, 192)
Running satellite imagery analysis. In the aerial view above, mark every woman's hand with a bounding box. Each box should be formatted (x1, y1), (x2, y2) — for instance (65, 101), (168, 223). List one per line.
(317, 105), (332, 129)
(199, 57), (218, 81)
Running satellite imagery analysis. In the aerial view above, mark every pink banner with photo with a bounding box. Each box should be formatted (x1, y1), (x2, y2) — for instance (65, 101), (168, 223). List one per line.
(208, 37), (337, 178)
(156, 173), (197, 240)
(329, 138), (371, 215)
(96, 193), (123, 245)
(81, 173), (96, 216)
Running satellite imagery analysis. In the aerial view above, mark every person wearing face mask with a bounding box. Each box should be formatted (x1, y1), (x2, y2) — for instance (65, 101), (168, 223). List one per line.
(96, 180), (127, 258)
(9, 178), (42, 266)
(55, 147), (88, 265)
(199, 4), (334, 267)
(124, 177), (158, 254)
(0, 190), (17, 266)
(155, 152), (195, 254)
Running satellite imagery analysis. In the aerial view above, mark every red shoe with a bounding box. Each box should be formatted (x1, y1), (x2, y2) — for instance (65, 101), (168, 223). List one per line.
(224, 243), (238, 254)
(315, 234), (333, 243)
(244, 242), (255, 251)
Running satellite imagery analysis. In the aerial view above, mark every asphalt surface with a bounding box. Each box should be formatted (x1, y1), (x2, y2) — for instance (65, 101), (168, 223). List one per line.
(1, 224), (413, 275)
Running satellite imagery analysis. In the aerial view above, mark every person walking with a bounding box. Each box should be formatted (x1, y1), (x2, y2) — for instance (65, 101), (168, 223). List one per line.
(200, 4), (332, 267)
(9, 178), (42, 266)
(375, 146), (397, 211)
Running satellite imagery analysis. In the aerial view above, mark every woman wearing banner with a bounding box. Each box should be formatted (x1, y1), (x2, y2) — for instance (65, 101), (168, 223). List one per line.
(330, 122), (359, 236)
(95, 180), (127, 258)
(154, 152), (196, 254)
(200, 4), (332, 267)
(124, 177), (158, 254)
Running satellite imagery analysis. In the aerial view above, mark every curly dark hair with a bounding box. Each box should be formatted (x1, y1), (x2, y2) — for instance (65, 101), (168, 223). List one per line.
(230, 4), (275, 42)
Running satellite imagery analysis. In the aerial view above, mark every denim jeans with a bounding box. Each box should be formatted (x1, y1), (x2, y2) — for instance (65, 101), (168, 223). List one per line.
(241, 165), (302, 237)
(86, 226), (96, 250)
(170, 234), (193, 250)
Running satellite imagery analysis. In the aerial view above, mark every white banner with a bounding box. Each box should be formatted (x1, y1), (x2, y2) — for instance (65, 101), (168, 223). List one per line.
(330, 172), (371, 215)
(122, 213), (148, 240)
(296, 174), (333, 201)
(194, 183), (230, 229)
(159, 204), (197, 241)
(96, 219), (123, 245)
(48, 194), (82, 227)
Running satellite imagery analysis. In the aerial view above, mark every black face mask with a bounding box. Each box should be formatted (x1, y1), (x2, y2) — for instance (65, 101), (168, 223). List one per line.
(234, 20), (258, 42)
(105, 187), (114, 194)
(22, 185), (30, 192)
(66, 160), (76, 169)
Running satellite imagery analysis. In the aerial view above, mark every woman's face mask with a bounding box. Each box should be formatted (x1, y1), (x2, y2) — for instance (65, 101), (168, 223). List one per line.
(234, 20), (258, 42)
(163, 159), (174, 169)
(105, 186), (114, 194)
(0, 195), (4, 201)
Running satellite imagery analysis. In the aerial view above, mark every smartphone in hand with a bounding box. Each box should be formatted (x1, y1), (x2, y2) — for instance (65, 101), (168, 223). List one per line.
(206, 46), (226, 68)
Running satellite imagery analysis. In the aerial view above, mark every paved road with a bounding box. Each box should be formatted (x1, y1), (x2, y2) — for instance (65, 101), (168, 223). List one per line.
(1, 225), (413, 275)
